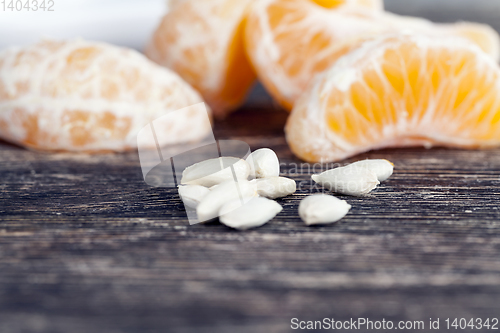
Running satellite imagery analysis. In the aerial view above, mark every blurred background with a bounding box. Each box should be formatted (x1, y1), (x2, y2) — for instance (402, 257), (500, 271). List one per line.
(0, 0), (168, 50)
(1, 0), (499, 51)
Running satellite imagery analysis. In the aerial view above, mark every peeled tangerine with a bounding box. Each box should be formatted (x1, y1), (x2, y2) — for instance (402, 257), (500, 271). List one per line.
(286, 33), (500, 163)
(0, 39), (209, 152)
(166, 0), (186, 9)
(245, 0), (500, 110)
(146, 0), (256, 118)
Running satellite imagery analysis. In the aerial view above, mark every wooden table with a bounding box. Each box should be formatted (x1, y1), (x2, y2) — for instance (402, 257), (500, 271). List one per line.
(1, 2), (500, 333)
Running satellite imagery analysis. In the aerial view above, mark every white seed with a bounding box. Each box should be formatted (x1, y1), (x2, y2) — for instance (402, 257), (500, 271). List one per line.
(350, 159), (394, 182)
(196, 179), (257, 222)
(178, 185), (210, 209)
(181, 157), (250, 187)
(219, 197), (283, 230)
(246, 148), (280, 178)
(312, 165), (379, 196)
(209, 183), (220, 191)
(251, 177), (296, 199)
(299, 194), (351, 226)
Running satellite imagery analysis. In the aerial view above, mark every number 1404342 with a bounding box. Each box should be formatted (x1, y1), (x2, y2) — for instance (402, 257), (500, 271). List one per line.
(445, 318), (498, 330)
(1, 0), (54, 11)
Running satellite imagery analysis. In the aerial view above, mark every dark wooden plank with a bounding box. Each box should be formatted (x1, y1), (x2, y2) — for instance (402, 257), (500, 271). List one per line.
(1, 103), (500, 332)
(2, 2), (500, 333)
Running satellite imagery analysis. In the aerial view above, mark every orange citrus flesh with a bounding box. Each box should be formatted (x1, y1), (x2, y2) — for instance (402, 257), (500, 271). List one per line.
(285, 33), (500, 163)
(245, 0), (500, 111)
(169, 0), (382, 10)
(146, 0), (256, 118)
(312, 0), (382, 9)
(0, 39), (210, 152)
(166, 0), (185, 9)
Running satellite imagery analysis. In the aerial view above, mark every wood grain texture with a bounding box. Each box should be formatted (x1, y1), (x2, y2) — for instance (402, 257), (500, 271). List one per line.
(2, 2), (500, 333)
(1, 104), (500, 333)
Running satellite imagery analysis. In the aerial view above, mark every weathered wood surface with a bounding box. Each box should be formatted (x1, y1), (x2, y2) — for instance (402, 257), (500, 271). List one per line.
(1, 2), (500, 333)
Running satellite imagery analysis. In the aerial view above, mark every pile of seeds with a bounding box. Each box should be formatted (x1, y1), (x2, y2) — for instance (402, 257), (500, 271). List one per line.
(177, 148), (393, 230)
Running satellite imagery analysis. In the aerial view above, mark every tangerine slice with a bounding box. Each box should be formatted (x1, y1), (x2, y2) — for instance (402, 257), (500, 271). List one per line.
(245, 0), (500, 110)
(146, 0), (256, 118)
(285, 33), (500, 162)
(166, 0), (184, 9)
(0, 39), (210, 152)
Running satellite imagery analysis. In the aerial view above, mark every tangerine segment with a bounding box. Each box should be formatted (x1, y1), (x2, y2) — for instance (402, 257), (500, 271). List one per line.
(166, 0), (185, 9)
(245, 0), (500, 111)
(146, 0), (256, 118)
(285, 33), (500, 163)
(311, 0), (382, 9)
(0, 39), (209, 152)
